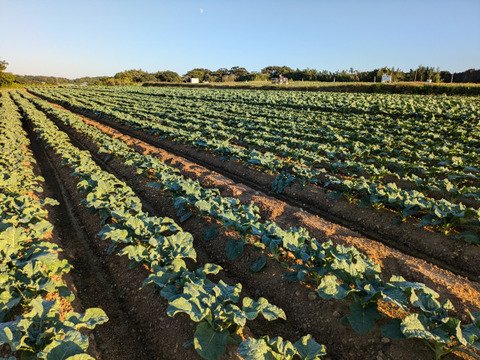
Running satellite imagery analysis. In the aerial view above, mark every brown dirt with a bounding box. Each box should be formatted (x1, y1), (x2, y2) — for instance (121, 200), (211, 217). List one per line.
(25, 94), (480, 360)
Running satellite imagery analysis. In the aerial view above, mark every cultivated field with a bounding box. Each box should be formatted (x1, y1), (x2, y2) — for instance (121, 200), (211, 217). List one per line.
(1, 86), (480, 360)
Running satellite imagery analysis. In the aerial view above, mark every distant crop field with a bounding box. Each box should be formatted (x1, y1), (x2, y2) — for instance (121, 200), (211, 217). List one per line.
(144, 80), (480, 96)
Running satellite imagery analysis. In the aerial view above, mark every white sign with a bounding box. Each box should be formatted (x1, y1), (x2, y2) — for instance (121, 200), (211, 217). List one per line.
(381, 75), (392, 83)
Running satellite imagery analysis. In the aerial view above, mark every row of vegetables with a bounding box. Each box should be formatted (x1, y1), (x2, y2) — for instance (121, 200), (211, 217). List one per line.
(0, 92), (108, 360)
(6, 90), (327, 359)
(88, 85), (480, 121)
(14, 90), (480, 359)
(32, 86), (480, 181)
(28, 86), (480, 243)
(44, 85), (480, 181)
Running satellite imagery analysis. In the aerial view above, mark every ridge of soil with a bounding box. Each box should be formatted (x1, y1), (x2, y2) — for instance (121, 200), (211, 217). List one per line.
(26, 93), (480, 359)
(30, 92), (480, 283)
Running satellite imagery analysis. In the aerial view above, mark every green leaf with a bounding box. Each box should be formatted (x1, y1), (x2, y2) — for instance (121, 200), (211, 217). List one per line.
(316, 275), (350, 300)
(410, 290), (442, 314)
(200, 263), (222, 276)
(250, 257), (267, 273)
(456, 230), (480, 244)
(39, 331), (88, 359)
(225, 240), (244, 260)
(65, 308), (109, 330)
(0, 321), (21, 351)
(242, 297), (285, 321)
(328, 190), (344, 200)
(193, 322), (229, 360)
(0, 227), (27, 252)
(381, 284), (409, 311)
(345, 301), (380, 334)
(167, 296), (208, 322)
(237, 338), (278, 360)
(381, 319), (407, 339)
(180, 211), (193, 223)
(224, 304), (247, 327)
(118, 245), (148, 266)
(293, 334), (327, 360)
(401, 314), (451, 344)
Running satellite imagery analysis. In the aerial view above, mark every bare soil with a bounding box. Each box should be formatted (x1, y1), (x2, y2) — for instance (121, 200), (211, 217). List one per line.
(20, 93), (480, 360)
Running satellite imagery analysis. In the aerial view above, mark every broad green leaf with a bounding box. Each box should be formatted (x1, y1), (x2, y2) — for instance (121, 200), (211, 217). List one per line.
(316, 275), (350, 300)
(39, 331), (88, 359)
(193, 322), (229, 360)
(381, 319), (407, 339)
(266, 336), (296, 359)
(0, 322), (21, 351)
(381, 284), (409, 311)
(293, 334), (326, 360)
(65, 308), (109, 330)
(345, 301), (380, 334)
(456, 230), (480, 244)
(401, 314), (451, 344)
(167, 296), (208, 322)
(242, 297), (285, 321)
(224, 304), (247, 327)
(237, 338), (280, 360)
(250, 257), (267, 273)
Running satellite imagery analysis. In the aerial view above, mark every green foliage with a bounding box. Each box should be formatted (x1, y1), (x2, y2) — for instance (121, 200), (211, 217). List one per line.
(0, 58), (15, 87)
(11, 90), (321, 360)
(183, 68), (210, 82)
(238, 334), (326, 360)
(18, 86), (480, 358)
(0, 92), (107, 359)
(0, 297), (107, 359)
(155, 70), (182, 82)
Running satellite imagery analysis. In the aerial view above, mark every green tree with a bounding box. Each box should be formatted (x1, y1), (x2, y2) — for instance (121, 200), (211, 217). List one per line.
(206, 68), (229, 82)
(114, 69), (156, 84)
(261, 66), (294, 78)
(229, 66), (250, 81)
(155, 70), (181, 82)
(183, 68), (211, 82)
(0, 58), (15, 87)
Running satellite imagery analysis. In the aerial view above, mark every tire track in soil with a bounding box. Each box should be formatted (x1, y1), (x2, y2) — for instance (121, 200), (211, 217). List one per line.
(25, 94), (480, 360)
(21, 108), (150, 360)
(29, 91), (480, 284)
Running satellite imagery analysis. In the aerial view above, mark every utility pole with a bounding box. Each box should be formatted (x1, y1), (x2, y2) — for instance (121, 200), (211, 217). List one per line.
(414, 70), (417, 82)
(450, 73), (454, 83)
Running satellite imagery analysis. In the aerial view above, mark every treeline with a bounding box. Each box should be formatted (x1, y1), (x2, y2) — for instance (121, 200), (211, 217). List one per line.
(93, 65), (480, 86)
(1, 57), (479, 87)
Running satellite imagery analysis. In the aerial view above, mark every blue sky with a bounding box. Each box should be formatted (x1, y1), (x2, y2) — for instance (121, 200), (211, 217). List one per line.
(1, 0), (479, 79)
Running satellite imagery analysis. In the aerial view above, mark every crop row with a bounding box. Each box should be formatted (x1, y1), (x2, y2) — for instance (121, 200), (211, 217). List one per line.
(28, 87), (480, 242)
(30, 85), (480, 209)
(0, 92), (108, 360)
(31, 86), (480, 180)
(77, 85), (480, 121)
(18, 90), (480, 359)
(11, 91), (326, 360)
